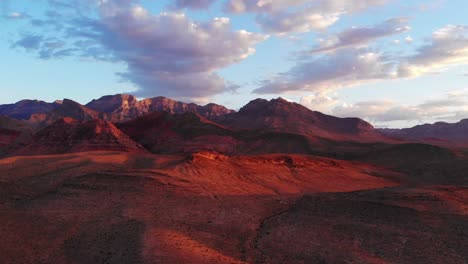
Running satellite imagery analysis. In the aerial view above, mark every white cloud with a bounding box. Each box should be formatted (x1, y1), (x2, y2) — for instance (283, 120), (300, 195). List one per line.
(258, 7), (340, 35)
(254, 48), (396, 94)
(96, 5), (267, 98)
(225, 0), (388, 35)
(310, 18), (410, 53)
(8, 12), (22, 18)
(12, 2), (268, 100)
(255, 24), (468, 95)
(405, 35), (413, 43)
(398, 25), (468, 78)
(332, 89), (468, 124)
(299, 91), (340, 113)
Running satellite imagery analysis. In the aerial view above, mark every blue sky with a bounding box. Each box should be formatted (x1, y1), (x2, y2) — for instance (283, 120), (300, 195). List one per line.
(1, 0), (468, 128)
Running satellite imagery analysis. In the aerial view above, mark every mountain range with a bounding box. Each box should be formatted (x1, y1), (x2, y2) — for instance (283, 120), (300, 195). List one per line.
(3, 93), (468, 156)
(1, 94), (467, 263)
(1, 94), (397, 156)
(380, 119), (468, 146)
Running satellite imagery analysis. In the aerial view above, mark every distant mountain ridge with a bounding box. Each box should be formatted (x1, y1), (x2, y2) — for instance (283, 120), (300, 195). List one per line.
(0, 94), (235, 125)
(0, 99), (61, 120)
(6, 94), (468, 157)
(380, 119), (468, 146)
(29, 99), (102, 127)
(217, 97), (388, 142)
(85, 94), (234, 122)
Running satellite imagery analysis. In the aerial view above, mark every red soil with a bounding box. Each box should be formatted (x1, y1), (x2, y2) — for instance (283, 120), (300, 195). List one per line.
(0, 151), (405, 263)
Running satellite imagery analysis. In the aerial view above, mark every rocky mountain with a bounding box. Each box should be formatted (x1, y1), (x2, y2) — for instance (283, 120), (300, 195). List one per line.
(380, 119), (468, 146)
(1, 96), (468, 264)
(217, 98), (390, 143)
(0, 115), (33, 149)
(0, 95), (401, 156)
(0, 99), (61, 120)
(86, 94), (234, 122)
(15, 118), (146, 155)
(118, 111), (321, 155)
(0, 95), (235, 124)
(117, 111), (234, 154)
(29, 99), (102, 128)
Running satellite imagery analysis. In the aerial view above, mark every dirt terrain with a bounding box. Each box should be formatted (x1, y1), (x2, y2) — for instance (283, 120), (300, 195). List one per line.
(0, 151), (466, 263)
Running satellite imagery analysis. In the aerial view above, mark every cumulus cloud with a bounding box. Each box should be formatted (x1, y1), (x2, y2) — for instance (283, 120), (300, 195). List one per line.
(225, 0), (388, 35)
(332, 90), (468, 124)
(10, 1), (267, 100)
(254, 48), (396, 94)
(225, 0), (386, 13)
(296, 88), (468, 125)
(398, 25), (468, 78)
(310, 18), (410, 53)
(257, 7), (340, 35)
(91, 8), (266, 98)
(299, 91), (339, 113)
(333, 100), (420, 122)
(255, 23), (468, 95)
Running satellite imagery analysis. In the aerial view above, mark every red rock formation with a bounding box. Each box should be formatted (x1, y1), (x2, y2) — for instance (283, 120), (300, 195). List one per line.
(0, 115), (33, 149)
(86, 94), (234, 122)
(15, 118), (146, 155)
(29, 99), (102, 128)
(217, 97), (390, 143)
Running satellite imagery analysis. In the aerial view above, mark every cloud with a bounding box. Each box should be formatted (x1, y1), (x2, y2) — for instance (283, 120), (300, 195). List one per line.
(254, 48), (396, 94)
(255, 24), (468, 95)
(257, 7), (340, 35)
(6, 12), (28, 19)
(310, 18), (410, 53)
(225, 0), (388, 35)
(332, 90), (468, 123)
(89, 7), (266, 98)
(225, 0), (386, 13)
(11, 2), (267, 100)
(299, 91), (340, 113)
(296, 88), (468, 125)
(12, 35), (44, 50)
(405, 35), (413, 43)
(172, 0), (217, 9)
(398, 25), (468, 78)
(12, 34), (75, 58)
(333, 100), (421, 122)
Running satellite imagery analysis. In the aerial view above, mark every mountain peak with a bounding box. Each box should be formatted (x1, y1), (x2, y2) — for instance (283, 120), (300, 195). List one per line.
(85, 94), (234, 122)
(62, 98), (81, 106)
(15, 118), (145, 155)
(86, 94), (139, 114)
(272, 97), (290, 103)
(220, 96), (386, 142)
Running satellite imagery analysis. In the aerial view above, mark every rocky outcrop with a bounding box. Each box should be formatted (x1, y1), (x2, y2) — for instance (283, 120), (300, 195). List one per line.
(86, 94), (234, 122)
(217, 97), (389, 142)
(15, 118), (146, 155)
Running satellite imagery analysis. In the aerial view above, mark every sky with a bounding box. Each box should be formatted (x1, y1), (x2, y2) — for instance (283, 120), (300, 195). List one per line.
(1, 0), (468, 128)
